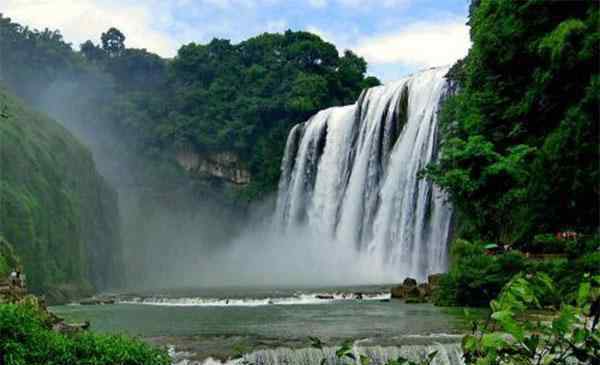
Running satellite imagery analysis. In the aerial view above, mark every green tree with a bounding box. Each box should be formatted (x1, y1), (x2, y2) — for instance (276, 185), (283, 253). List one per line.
(101, 27), (126, 57)
(427, 0), (599, 244)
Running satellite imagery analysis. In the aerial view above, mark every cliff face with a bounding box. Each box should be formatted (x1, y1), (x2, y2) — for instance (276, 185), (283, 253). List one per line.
(0, 87), (123, 302)
(176, 149), (251, 186)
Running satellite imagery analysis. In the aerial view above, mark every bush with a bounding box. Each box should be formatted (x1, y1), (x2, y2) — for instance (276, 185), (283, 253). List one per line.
(0, 303), (170, 365)
(521, 234), (567, 254)
(462, 273), (600, 364)
(434, 240), (526, 307)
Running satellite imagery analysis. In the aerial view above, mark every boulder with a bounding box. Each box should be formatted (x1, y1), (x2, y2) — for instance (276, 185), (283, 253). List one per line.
(53, 321), (90, 334)
(403, 278), (418, 287)
(418, 283), (431, 298)
(427, 273), (444, 288)
(391, 277), (421, 299)
(80, 298), (115, 305)
(316, 294), (334, 300)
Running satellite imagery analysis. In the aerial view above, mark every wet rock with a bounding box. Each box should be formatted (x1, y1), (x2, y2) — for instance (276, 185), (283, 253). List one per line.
(418, 283), (431, 298)
(316, 294), (334, 300)
(391, 277), (420, 299)
(53, 320), (90, 334)
(427, 273), (444, 288)
(80, 298), (115, 305)
(403, 278), (418, 287)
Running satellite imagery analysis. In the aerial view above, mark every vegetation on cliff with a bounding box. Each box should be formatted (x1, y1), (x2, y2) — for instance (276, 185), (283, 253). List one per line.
(0, 87), (122, 301)
(427, 0), (598, 244)
(427, 0), (599, 307)
(0, 236), (19, 279)
(0, 16), (379, 200)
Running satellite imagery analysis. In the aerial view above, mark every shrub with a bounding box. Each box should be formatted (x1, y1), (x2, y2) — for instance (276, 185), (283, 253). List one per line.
(522, 234), (567, 254)
(462, 273), (600, 364)
(0, 303), (170, 365)
(433, 240), (526, 307)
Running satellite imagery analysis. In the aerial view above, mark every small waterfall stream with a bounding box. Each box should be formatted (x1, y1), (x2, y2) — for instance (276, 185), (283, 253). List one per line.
(276, 67), (452, 282)
(172, 343), (464, 365)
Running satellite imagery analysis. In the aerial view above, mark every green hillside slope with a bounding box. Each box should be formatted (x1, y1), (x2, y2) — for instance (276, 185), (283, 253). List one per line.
(0, 86), (122, 302)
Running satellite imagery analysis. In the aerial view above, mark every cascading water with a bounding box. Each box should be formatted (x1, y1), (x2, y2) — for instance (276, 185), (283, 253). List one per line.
(276, 67), (452, 282)
(172, 343), (464, 365)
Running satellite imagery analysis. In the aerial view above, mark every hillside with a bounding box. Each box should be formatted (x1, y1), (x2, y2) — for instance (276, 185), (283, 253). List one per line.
(0, 86), (123, 302)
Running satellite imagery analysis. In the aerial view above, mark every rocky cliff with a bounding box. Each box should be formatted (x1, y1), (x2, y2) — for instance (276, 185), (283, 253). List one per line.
(0, 87), (123, 303)
(176, 148), (251, 186)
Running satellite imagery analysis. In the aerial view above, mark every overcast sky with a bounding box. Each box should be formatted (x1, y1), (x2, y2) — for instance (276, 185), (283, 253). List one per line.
(3, 0), (472, 81)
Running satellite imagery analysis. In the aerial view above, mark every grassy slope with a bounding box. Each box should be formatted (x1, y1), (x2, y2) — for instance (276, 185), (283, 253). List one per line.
(0, 86), (122, 302)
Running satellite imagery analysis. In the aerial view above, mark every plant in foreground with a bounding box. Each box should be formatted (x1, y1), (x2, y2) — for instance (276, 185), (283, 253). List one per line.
(462, 273), (600, 364)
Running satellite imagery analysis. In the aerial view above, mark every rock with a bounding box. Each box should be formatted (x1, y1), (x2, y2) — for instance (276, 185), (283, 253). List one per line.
(402, 278), (418, 287)
(418, 283), (431, 298)
(53, 321), (90, 334)
(316, 294), (334, 300)
(391, 278), (421, 299)
(427, 273), (444, 287)
(80, 298), (115, 305)
(176, 148), (251, 186)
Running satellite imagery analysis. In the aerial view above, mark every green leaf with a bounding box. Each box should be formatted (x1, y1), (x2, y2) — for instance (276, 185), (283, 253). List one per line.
(552, 305), (577, 335)
(523, 335), (540, 356)
(462, 335), (478, 352)
(492, 310), (524, 342)
(481, 332), (508, 349)
(360, 354), (371, 365)
(577, 281), (591, 306)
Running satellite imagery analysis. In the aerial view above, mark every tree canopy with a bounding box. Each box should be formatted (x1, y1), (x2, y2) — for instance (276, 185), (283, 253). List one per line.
(0, 15), (379, 199)
(427, 0), (599, 244)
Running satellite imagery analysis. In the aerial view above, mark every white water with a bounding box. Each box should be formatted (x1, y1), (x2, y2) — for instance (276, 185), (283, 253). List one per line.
(276, 68), (452, 283)
(171, 342), (464, 365)
(118, 292), (390, 307)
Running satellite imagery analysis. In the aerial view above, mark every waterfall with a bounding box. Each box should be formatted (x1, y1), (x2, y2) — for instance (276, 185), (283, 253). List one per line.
(276, 67), (452, 282)
(172, 343), (464, 365)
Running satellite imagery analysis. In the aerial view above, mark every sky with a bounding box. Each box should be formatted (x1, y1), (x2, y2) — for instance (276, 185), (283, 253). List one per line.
(3, 0), (472, 81)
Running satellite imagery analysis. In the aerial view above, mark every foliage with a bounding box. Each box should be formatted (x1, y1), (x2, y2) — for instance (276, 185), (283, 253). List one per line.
(0, 236), (20, 278)
(462, 273), (600, 364)
(433, 240), (527, 307)
(435, 236), (600, 308)
(157, 33), (378, 198)
(0, 87), (122, 301)
(0, 14), (378, 202)
(0, 302), (170, 365)
(426, 0), (599, 244)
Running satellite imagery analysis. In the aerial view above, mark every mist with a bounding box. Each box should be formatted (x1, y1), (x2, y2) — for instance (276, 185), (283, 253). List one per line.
(35, 76), (251, 290)
(31, 73), (396, 291)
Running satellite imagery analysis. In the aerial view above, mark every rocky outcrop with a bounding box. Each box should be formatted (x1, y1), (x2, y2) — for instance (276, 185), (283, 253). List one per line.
(391, 274), (445, 303)
(176, 149), (251, 186)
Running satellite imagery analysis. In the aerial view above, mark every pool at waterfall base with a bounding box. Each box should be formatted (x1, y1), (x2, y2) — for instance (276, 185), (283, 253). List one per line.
(50, 286), (485, 365)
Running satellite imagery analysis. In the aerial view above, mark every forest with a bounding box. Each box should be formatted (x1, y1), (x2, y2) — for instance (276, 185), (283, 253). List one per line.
(0, 16), (379, 200)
